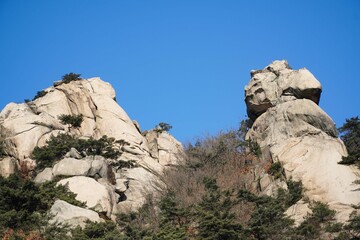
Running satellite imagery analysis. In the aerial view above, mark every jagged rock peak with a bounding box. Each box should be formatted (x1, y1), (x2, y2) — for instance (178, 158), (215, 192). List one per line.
(245, 60), (322, 121)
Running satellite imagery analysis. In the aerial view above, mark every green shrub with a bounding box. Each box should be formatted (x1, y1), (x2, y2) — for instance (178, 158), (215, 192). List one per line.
(71, 220), (121, 239)
(32, 133), (78, 169)
(285, 179), (303, 207)
(58, 114), (84, 128)
(311, 201), (336, 222)
(338, 116), (360, 167)
(296, 201), (336, 239)
(268, 161), (283, 179)
(0, 142), (5, 157)
(0, 173), (82, 236)
(32, 90), (47, 101)
(110, 160), (138, 170)
(62, 72), (81, 84)
(32, 134), (121, 170)
(155, 122), (173, 132)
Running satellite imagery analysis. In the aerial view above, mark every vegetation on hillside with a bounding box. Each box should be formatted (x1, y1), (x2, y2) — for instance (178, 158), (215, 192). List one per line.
(1, 118), (360, 239)
(0, 173), (83, 239)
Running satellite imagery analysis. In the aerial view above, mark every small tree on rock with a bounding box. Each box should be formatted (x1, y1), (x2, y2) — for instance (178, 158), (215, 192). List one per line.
(61, 72), (81, 84)
(155, 122), (173, 132)
(58, 114), (84, 129)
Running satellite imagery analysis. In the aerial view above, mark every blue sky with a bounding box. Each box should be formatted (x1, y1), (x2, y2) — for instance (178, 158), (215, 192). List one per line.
(0, 1), (359, 143)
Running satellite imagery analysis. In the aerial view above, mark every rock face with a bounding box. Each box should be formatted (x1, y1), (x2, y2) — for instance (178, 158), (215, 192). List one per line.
(144, 130), (184, 166)
(0, 77), (184, 220)
(245, 60), (322, 121)
(245, 60), (360, 223)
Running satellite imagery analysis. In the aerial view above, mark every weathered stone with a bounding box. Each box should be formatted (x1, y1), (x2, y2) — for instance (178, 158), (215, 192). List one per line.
(65, 147), (82, 159)
(115, 179), (129, 193)
(285, 200), (311, 227)
(57, 176), (118, 218)
(88, 158), (108, 178)
(245, 60), (322, 121)
(34, 167), (53, 183)
(144, 130), (184, 166)
(117, 167), (158, 212)
(50, 200), (102, 228)
(0, 157), (16, 177)
(52, 158), (92, 176)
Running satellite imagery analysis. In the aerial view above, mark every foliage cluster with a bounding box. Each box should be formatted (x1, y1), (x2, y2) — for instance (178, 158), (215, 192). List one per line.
(32, 133), (120, 170)
(0, 173), (83, 239)
(32, 90), (48, 101)
(338, 116), (360, 167)
(155, 122), (173, 132)
(58, 114), (84, 128)
(0, 143), (5, 157)
(268, 161), (283, 179)
(61, 72), (82, 84)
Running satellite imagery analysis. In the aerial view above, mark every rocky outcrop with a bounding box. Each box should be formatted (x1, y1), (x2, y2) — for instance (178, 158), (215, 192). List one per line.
(245, 60), (360, 223)
(245, 60), (322, 122)
(144, 130), (184, 166)
(0, 77), (184, 222)
(0, 78), (149, 163)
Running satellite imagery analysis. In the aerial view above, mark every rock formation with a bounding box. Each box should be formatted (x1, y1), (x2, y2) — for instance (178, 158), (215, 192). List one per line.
(0, 77), (184, 226)
(245, 60), (360, 224)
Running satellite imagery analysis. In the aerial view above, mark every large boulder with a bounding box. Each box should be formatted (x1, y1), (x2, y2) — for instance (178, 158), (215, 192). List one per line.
(57, 176), (118, 218)
(245, 61), (360, 222)
(50, 200), (102, 228)
(52, 158), (92, 176)
(245, 60), (322, 121)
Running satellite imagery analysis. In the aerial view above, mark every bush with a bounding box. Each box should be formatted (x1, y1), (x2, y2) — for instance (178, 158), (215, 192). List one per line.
(32, 90), (47, 101)
(296, 201), (336, 239)
(155, 122), (173, 132)
(71, 220), (121, 239)
(62, 73), (81, 84)
(32, 134), (121, 170)
(0, 141), (5, 157)
(268, 161), (283, 179)
(338, 116), (360, 167)
(58, 114), (84, 128)
(32, 133), (78, 169)
(0, 174), (82, 237)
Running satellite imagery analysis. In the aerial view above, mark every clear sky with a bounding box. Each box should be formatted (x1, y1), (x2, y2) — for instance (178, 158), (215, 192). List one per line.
(0, 0), (359, 143)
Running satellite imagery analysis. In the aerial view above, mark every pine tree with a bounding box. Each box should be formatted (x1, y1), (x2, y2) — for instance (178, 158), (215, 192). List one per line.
(338, 116), (360, 166)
